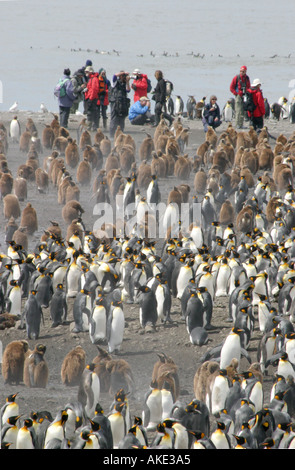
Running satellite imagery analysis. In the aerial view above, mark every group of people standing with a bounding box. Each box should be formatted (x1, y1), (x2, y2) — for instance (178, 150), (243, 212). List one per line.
(55, 62), (266, 136)
(54, 64), (174, 137)
(202, 65), (266, 133)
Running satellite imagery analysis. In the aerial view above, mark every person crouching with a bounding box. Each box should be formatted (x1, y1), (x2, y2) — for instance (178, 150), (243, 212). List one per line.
(202, 95), (222, 132)
(128, 96), (155, 125)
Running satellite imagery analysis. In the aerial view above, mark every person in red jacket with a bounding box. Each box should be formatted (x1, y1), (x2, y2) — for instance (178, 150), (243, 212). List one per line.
(84, 66), (100, 130)
(96, 68), (110, 130)
(247, 78), (266, 131)
(230, 65), (251, 129)
(131, 69), (148, 102)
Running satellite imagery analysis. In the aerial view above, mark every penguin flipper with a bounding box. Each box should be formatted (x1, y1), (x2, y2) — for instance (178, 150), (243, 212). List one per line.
(199, 344), (223, 363)
(240, 347), (252, 364)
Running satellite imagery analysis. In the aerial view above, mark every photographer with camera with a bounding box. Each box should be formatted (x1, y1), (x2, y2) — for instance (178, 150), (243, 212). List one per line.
(130, 68), (149, 102)
(230, 65), (251, 129)
(109, 71), (131, 138)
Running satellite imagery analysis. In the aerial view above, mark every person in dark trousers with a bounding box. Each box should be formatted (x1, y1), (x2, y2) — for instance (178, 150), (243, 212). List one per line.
(109, 71), (131, 138)
(70, 68), (87, 114)
(84, 66), (100, 131)
(202, 95), (222, 132)
(152, 70), (173, 127)
(55, 68), (76, 129)
(247, 78), (266, 131)
(230, 65), (251, 129)
(128, 96), (155, 125)
(97, 68), (111, 130)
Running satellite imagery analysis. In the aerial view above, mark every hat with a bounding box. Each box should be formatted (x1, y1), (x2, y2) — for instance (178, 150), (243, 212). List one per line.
(240, 65), (247, 71)
(139, 96), (149, 101)
(133, 69), (141, 75)
(85, 66), (94, 73)
(99, 68), (106, 75)
(64, 68), (71, 76)
(85, 60), (92, 66)
(251, 78), (261, 87)
(210, 95), (217, 101)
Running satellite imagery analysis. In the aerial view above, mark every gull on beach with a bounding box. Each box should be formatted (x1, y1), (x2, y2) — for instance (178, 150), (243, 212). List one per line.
(9, 101), (18, 112)
(40, 103), (48, 113)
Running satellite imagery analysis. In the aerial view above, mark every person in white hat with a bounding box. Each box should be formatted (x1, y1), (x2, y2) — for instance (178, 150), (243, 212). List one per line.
(128, 96), (155, 125)
(246, 78), (265, 131)
(131, 69), (149, 102)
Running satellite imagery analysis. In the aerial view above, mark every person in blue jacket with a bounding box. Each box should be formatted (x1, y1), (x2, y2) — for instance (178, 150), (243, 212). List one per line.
(128, 96), (155, 125)
(54, 68), (76, 128)
(202, 95), (222, 132)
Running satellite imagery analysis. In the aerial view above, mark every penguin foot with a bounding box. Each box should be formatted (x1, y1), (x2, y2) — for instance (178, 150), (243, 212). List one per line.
(164, 316), (174, 324)
(204, 324), (216, 330)
(51, 322), (61, 328)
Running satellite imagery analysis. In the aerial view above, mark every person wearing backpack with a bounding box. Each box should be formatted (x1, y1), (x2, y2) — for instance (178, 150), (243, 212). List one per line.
(54, 68), (76, 129)
(246, 78), (266, 131)
(108, 71), (131, 138)
(84, 66), (100, 131)
(230, 65), (251, 129)
(152, 70), (174, 127)
(131, 69), (150, 102)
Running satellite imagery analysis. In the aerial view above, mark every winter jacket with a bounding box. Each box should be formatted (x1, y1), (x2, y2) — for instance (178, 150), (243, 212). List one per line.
(84, 73), (100, 101)
(247, 87), (266, 118)
(128, 100), (149, 121)
(132, 74), (148, 102)
(203, 103), (221, 122)
(154, 78), (166, 105)
(71, 71), (86, 104)
(230, 73), (251, 97)
(97, 77), (111, 106)
(56, 75), (76, 107)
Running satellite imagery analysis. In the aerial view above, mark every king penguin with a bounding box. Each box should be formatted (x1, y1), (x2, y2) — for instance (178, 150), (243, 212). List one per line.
(220, 327), (251, 370)
(142, 380), (163, 431)
(9, 115), (21, 143)
(89, 294), (108, 345)
(138, 285), (158, 329)
(211, 369), (231, 416)
(78, 363), (101, 418)
(1, 415), (20, 449)
(107, 402), (127, 449)
(106, 299), (125, 354)
(21, 289), (43, 340)
(209, 420), (231, 449)
(43, 410), (68, 448)
(16, 418), (37, 449)
(155, 275), (172, 324)
(1, 393), (20, 426)
(5, 279), (22, 316)
(50, 283), (67, 327)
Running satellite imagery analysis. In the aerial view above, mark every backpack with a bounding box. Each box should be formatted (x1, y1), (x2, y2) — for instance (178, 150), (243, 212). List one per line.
(146, 78), (152, 94)
(165, 80), (173, 96)
(243, 91), (256, 113)
(54, 78), (69, 98)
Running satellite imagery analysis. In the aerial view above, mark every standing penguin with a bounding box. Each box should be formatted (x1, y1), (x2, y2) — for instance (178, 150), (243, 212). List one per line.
(185, 289), (205, 333)
(72, 288), (91, 333)
(89, 295), (108, 345)
(1, 394), (20, 426)
(138, 285), (158, 329)
(155, 275), (172, 324)
(176, 258), (195, 299)
(78, 363), (101, 418)
(210, 421), (232, 449)
(107, 402), (127, 449)
(9, 115), (21, 142)
(5, 279), (22, 316)
(49, 283), (67, 327)
(36, 272), (53, 308)
(23, 343), (49, 388)
(2, 340), (29, 385)
(1, 414), (21, 449)
(220, 327), (252, 370)
(61, 345), (86, 387)
(20, 289), (43, 340)
(211, 369), (231, 416)
(175, 95), (184, 116)
(43, 410), (68, 448)
(16, 418), (38, 449)
(147, 174), (161, 209)
(106, 299), (125, 354)
(142, 380), (163, 431)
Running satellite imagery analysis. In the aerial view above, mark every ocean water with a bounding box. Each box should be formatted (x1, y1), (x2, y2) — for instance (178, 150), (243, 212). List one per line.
(1, 0), (295, 113)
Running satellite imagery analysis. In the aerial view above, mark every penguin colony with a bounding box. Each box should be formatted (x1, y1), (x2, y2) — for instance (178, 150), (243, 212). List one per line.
(2, 112), (295, 450)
